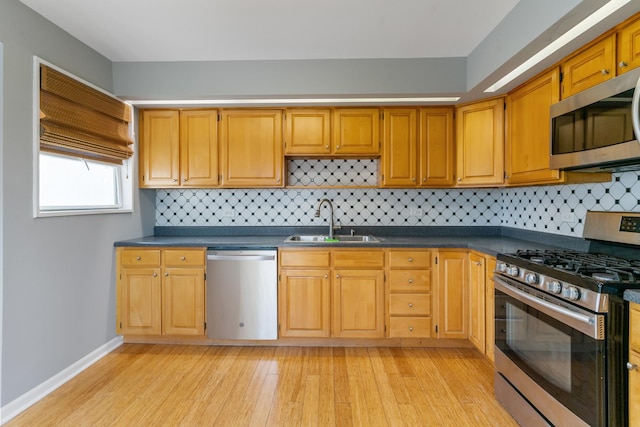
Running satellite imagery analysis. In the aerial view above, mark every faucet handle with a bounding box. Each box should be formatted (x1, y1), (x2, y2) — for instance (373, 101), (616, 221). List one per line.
(350, 229), (355, 236)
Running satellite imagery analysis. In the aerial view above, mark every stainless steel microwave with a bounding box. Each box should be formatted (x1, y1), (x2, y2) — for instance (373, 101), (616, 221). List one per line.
(550, 66), (640, 172)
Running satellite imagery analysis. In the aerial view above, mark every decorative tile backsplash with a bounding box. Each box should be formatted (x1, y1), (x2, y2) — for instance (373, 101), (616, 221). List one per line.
(156, 160), (640, 238)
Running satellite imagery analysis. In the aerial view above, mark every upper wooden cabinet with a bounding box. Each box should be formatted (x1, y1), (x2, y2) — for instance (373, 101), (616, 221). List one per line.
(219, 109), (284, 187)
(139, 109), (218, 188)
(617, 15), (640, 74)
(506, 68), (562, 185)
(333, 108), (381, 155)
(455, 98), (505, 187)
(381, 107), (454, 188)
(420, 108), (455, 187)
(139, 110), (180, 187)
(561, 35), (616, 98)
(284, 109), (332, 155)
(381, 108), (418, 187)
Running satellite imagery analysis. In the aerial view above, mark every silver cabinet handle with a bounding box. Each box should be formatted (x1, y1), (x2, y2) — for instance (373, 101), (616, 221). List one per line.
(408, 279), (413, 284)
(136, 256), (141, 261)
(164, 272), (169, 277)
(324, 275), (328, 279)
(325, 145), (329, 149)
(408, 257), (413, 262)
(181, 256), (186, 261)
(153, 273), (158, 277)
(408, 303), (413, 308)
(172, 179), (177, 182)
(336, 274), (341, 279)
(620, 61), (628, 68)
(409, 326), (414, 332)
(601, 69), (610, 75)
(628, 362), (638, 371)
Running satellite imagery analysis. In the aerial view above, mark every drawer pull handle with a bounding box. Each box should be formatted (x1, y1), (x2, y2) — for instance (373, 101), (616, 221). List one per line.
(336, 274), (340, 279)
(408, 303), (413, 308)
(601, 69), (610, 75)
(620, 61), (628, 68)
(408, 258), (413, 262)
(165, 273), (169, 277)
(409, 326), (413, 332)
(136, 256), (141, 261)
(181, 256), (186, 261)
(628, 362), (638, 371)
(408, 279), (413, 284)
(153, 273), (158, 277)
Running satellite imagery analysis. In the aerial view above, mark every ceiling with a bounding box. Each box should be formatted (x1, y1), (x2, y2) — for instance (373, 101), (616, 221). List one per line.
(19, 0), (520, 62)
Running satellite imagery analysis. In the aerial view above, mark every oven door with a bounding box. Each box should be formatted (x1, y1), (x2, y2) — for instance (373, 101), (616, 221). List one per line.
(494, 275), (606, 427)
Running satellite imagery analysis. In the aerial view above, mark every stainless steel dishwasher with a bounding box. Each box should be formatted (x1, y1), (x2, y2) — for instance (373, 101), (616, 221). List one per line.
(206, 250), (278, 340)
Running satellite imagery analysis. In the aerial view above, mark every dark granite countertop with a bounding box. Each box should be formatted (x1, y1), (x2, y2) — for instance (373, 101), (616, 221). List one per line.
(115, 226), (587, 257)
(624, 290), (640, 304)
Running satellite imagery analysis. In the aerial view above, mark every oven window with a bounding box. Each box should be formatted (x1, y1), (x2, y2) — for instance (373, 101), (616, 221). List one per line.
(496, 289), (606, 426)
(506, 303), (572, 392)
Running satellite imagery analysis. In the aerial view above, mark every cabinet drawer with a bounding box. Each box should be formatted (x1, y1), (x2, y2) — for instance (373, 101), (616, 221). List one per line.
(280, 250), (331, 268)
(388, 251), (431, 268)
(120, 249), (161, 267)
(388, 317), (432, 338)
(164, 249), (205, 266)
(631, 303), (640, 352)
(388, 270), (431, 292)
(333, 250), (384, 268)
(389, 294), (431, 316)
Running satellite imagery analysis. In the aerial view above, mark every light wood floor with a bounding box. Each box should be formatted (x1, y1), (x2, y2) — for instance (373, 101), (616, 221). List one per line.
(7, 344), (518, 426)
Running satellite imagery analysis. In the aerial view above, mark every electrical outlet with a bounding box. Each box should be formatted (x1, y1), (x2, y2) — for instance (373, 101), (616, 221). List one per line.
(222, 210), (235, 218)
(561, 212), (575, 223)
(410, 209), (423, 218)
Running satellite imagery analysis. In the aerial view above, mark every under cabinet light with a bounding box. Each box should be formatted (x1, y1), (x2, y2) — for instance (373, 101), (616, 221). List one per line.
(128, 96), (461, 106)
(484, 0), (632, 93)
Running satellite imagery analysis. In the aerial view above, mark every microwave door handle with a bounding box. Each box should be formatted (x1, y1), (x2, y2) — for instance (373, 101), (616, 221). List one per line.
(633, 75), (640, 140)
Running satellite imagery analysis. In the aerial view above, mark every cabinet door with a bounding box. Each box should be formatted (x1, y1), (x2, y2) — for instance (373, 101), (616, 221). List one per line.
(284, 109), (331, 155)
(179, 110), (219, 187)
(140, 110), (180, 188)
(381, 108), (417, 187)
(561, 35), (615, 98)
(437, 251), (468, 339)
(468, 253), (486, 353)
(220, 109), (283, 187)
(630, 350), (640, 427)
(118, 267), (161, 335)
(506, 68), (562, 185)
(162, 267), (205, 335)
(333, 269), (385, 338)
(455, 98), (504, 187)
(485, 256), (497, 363)
(617, 16), (640, 74)
(420, 107), (455, 187)
(279, 269), (330, 337)
(333, 108), (380, 155)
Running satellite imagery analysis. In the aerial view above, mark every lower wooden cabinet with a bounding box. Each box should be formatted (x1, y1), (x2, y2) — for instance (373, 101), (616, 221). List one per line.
(116, 247), (206, 336)
(278, 269), (331, 337)
(630, 302), (640, 425)
(278, 249), (385, 339)
(387, 249), (434, 338)
(468, 252), (486, 352)
(436, 251), (469, 339)
(485, 256), (497, 362)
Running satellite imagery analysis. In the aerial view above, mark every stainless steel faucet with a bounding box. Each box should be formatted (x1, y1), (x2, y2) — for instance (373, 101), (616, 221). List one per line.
(314, 199), (335, 240)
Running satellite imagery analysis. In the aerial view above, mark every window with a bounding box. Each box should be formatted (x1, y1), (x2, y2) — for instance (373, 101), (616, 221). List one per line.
(34, 58), (134, 217)
(39, 153), (122, 211)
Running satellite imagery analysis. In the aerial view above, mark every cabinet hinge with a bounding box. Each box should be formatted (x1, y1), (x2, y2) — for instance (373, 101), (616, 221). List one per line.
(384, 324), (387, 332)
(503, 102), (507, 110)
(217, 114), (221, 121)
(278, 274), (281, 282)
(119, 322), (122, 329)
(204, 322), (207, 330)
(559, 72), (563, 83)
(278, 324), (281, 332)
(435, 256), (438, 264)
(504, 171), (508, 180)
(204, 272), (206, 281)
(435, 325), (438, 333)
(380, 112), (384, 120)
(384, 273), (386, 282)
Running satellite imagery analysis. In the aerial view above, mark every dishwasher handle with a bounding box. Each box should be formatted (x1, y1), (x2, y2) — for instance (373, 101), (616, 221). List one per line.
(207, 254), (275, 261)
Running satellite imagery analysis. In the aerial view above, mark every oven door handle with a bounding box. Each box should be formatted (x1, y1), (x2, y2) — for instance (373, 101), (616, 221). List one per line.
(494, 276), (603, 340)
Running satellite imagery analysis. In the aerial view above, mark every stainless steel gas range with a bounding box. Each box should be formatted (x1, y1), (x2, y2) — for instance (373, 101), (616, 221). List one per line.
(494, 211), (640, 427)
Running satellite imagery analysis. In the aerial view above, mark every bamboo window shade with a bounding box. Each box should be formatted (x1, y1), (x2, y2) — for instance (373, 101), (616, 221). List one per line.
(39, 64), (134, 164)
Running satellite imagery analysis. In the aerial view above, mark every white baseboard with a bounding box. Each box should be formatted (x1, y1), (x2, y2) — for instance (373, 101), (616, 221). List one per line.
(0, 336), (123, 425)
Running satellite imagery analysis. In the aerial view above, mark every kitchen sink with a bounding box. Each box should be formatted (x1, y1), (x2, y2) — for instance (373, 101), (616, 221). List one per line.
(284, 234), (380, 243)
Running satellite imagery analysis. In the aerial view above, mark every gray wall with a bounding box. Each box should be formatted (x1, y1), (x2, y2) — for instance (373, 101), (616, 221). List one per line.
(0, 0), (154, 406)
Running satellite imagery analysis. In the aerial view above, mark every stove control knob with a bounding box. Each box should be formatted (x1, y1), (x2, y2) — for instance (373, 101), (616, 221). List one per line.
(563, 286), (581, 301)
(525, 272), (539, 285)
(506, 265), (519, 277)
(496, 262), (507, 273)
(546, 280), (562, 294)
